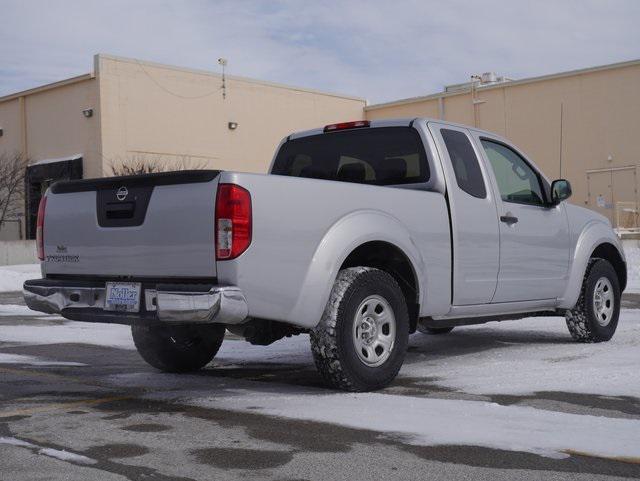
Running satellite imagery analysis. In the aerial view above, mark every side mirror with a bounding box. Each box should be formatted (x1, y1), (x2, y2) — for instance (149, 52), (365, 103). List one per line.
(551, 179), (572, 205)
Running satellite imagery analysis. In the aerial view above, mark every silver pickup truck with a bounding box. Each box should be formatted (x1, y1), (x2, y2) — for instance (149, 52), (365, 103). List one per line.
(24, 118), (626, 391)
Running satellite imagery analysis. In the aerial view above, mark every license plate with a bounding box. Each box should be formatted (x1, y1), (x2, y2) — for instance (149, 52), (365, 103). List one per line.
(105, 282), (141, 312)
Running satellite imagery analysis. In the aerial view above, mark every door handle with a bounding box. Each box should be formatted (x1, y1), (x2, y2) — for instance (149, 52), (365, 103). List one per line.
(500, 215), (518, 225)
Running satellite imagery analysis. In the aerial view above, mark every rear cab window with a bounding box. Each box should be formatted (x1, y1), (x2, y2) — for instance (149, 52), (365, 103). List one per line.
(440, 129), (486, 198)
(271, 127), (430, 186)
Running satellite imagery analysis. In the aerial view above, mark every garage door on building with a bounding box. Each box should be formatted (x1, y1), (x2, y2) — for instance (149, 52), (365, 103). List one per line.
(587, 166), (638, 229)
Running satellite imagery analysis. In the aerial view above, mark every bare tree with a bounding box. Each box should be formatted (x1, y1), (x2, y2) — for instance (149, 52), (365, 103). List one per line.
(108, 155), (208, 177)
(0, 152), (28, 231)
(171, 156), (208, 171)
(108, 158), (162, 176)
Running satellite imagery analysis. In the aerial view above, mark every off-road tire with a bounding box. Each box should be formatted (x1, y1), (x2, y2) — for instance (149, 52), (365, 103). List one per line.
(418, 326), (454, 335)
(310, 267), (409, 392)
(132, 324), (226, 372)
(565, 258), (620, 343)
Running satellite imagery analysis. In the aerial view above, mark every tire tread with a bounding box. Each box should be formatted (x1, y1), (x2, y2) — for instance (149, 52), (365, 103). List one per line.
(310, 267), (408, 391)
(565, 258), (619, 343)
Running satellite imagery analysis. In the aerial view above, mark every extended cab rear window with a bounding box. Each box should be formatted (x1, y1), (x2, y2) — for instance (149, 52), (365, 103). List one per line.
(272, 127), (430, 186)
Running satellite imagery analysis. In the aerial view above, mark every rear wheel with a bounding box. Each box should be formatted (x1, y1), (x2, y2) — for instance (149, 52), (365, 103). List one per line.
(565, 258), (620, 342)
(132, 323), (225, 372)
(310, 267), (409, 392)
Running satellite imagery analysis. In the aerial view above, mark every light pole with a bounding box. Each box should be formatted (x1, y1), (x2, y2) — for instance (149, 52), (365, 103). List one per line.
(218, 58), (228, 100)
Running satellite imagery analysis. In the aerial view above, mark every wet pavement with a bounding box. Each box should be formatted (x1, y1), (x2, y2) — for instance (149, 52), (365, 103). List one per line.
(1, 291), (639, 481)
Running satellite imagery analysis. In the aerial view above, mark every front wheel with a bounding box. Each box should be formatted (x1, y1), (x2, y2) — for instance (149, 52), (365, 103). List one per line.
(565, 258), (620, 342)
(310, 267), (409, 392)
(132, 323), (226, 372)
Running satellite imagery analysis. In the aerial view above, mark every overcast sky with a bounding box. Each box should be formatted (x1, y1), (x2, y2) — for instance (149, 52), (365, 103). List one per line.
(1, 0), (639, 103)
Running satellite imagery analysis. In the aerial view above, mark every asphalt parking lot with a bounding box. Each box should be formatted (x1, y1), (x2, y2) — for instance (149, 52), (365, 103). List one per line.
(1, 291), (640, 481)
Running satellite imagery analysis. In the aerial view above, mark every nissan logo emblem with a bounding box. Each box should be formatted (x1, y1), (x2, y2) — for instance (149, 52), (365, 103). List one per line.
(116, 186), (128, 201)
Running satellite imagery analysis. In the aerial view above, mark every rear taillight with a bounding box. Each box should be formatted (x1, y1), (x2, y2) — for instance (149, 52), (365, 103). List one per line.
(323, 120), (370, 132)
(36, 196), (47, 261)
(215, 184), (252, 260)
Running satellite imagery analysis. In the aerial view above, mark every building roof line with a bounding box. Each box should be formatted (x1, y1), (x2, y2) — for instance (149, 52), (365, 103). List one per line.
(96, 54), (367, 103)
(0, 73), (95, 103)
(365, 57), (640, 111)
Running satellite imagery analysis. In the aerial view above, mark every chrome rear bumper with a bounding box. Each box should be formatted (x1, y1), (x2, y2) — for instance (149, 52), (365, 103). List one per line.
(23, 279), (248, 325)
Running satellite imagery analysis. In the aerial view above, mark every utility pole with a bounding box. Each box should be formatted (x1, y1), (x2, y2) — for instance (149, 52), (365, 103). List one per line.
(559, 102), (564, 178)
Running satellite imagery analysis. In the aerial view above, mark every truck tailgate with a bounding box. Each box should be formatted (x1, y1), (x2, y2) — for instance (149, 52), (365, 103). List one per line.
(42, 170), (220, 278)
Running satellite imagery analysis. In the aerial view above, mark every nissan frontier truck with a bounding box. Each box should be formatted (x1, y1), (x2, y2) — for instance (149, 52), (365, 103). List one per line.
(24, 118), (626, 391)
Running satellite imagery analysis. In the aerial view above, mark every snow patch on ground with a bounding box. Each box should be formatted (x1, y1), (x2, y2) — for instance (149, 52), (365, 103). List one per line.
(0, 353), (86, 367)
(163, 389), (640, 461)
(401, 312), (640, 397)
(0, 264), (40, 293)
(0, 320), (134, 350)
(0, 304), (54, 317)
(0, 437), (96, 465)
(37, 447), (97, 465)
(216, 335), (313, 365)
(624, 242), (640, 293)
(0, 436), (34, 448)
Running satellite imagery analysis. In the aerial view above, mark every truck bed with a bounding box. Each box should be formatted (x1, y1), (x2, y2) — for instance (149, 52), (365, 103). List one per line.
(215, 171), (451, 327)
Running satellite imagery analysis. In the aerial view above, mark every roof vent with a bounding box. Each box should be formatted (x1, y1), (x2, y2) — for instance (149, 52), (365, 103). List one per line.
(444, 73), (511, 92)
(478, 72), (512, 85)
(480, 72), (498, 84)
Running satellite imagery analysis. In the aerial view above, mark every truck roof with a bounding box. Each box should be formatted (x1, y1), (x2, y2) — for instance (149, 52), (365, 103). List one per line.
(287, 117), (505, 142)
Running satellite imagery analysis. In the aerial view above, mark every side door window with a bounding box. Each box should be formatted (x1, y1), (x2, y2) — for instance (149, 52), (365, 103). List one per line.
(480, 139), (546, 206)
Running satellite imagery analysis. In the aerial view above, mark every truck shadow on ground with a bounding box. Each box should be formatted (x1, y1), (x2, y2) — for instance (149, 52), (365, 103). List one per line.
(405, 324), (571, 361)
(0, 323), (577, 394)
(196, 324), (574, 390)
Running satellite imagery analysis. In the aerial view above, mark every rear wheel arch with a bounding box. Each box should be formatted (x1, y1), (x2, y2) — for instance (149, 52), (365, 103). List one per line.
(287, 210), (426, 329)
(340, 241), (420, 333)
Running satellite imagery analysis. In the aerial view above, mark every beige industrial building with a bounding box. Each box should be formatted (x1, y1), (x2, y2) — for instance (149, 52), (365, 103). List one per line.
(1, 54), (639, 241)
(366, 59), (640, 230)
(0, 54), (365, 240)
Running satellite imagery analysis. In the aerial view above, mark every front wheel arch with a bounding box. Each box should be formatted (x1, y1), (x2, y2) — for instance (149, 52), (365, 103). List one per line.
(591, 243), (626, 292)
(557, 223), (626, 310)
